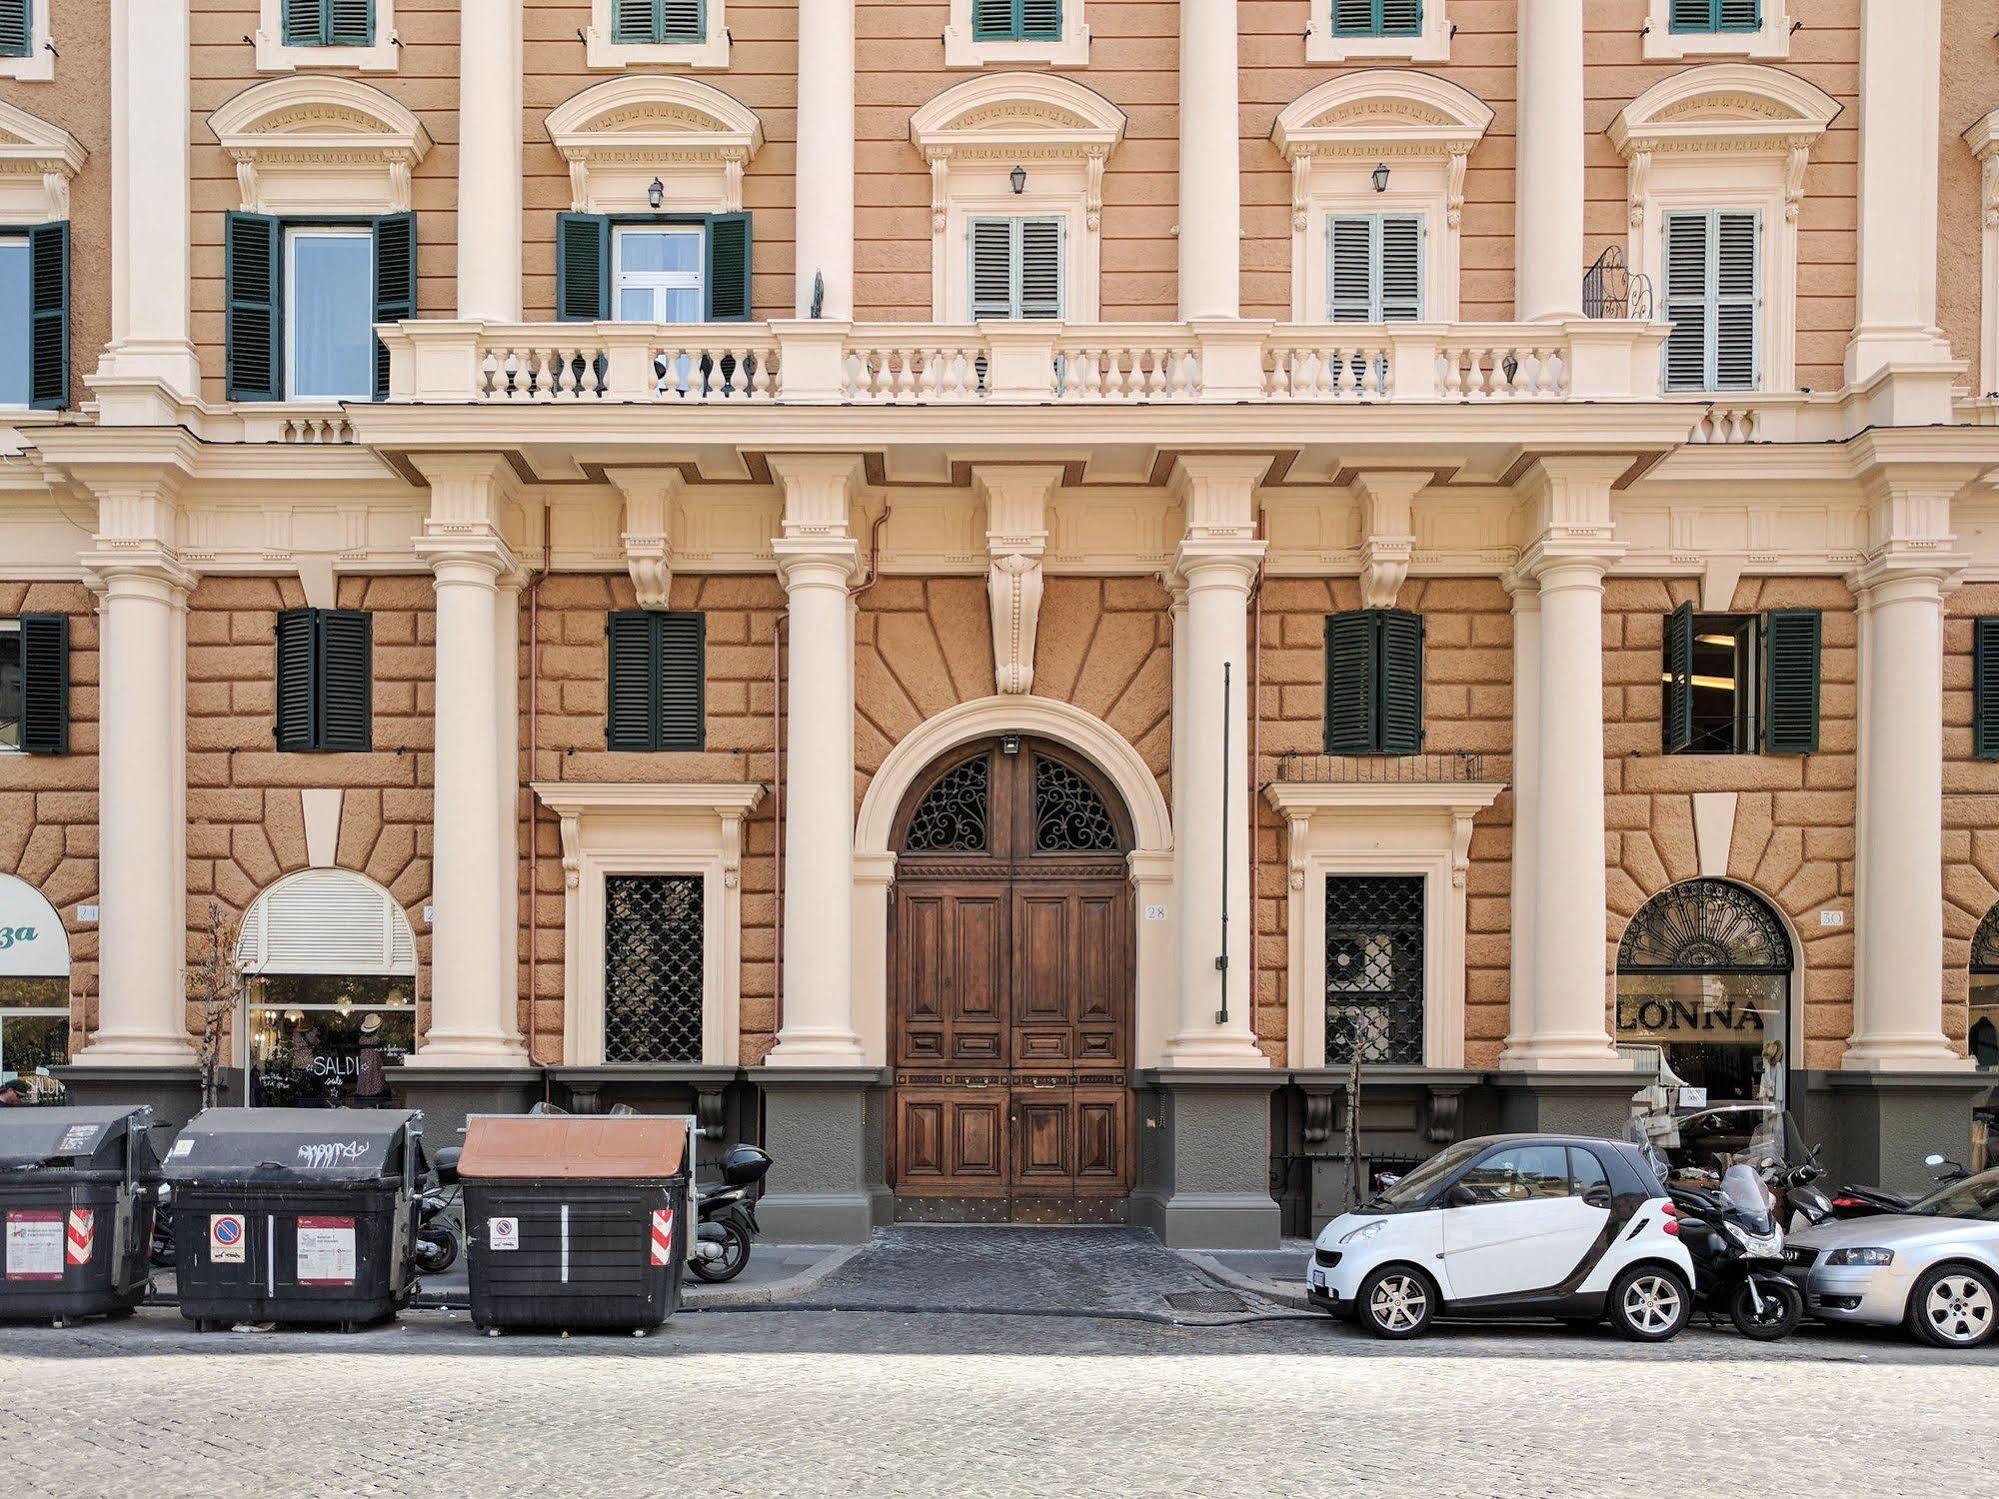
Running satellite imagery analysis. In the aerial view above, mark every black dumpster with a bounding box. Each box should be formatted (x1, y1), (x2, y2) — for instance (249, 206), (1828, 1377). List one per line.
(163, 1107), (424, 1332)
(0, 1105), (159, 1326)
(460, 1114), (691, 1336)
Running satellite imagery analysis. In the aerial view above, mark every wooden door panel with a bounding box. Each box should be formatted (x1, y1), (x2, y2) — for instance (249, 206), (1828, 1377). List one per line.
(951, 1098), (1007, 1179)
(1012, 1090), (1073, 1186)
(895, 1089), (1007, 1199)
(895, 884), (1008, 1066)
(1012, 896), (1070, 1026)
(1074, 1092), (1126, 1188)
(897, 1100), (946, 1182)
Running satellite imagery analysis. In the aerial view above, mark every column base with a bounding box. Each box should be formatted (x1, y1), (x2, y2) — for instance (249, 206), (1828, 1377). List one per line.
(68, 1034), (201, 1068)
(1156, 1031), (1272, 1070)
(402, 1038), (532, 1070)
(1798, 1070), (1997, 1197)
(753, 1067), (891, 1243)
(1487, 1071), (1643, 1137)
(1496, 1038), (1636, 1072)
(1131, 1069), (1280, 1249)
(761, 1030), (870, 1068)
(1836, 1039), (1975, 1074)
(53, 1063), (209, 1131)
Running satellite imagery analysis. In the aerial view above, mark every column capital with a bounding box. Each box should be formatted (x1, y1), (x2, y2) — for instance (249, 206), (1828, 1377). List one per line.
(773, 535), (864, 590)
(770, 453), (866, 534)
(1169, 453), (1271, 536)
(1500, 568), (1541, 607)
(1170, 541), (1266, 594)
(79, 548), (198, 597)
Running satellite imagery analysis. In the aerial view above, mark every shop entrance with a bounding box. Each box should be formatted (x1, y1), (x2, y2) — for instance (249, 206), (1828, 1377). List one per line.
(888, 736), (1134, 1223)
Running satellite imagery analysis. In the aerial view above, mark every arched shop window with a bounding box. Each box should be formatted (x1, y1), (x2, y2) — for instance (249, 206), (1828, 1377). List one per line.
(235, 869), (417, 1106)
(1970, 904), (1999, 1071)
(1616, 878), (1793, 1105)
(0, 873), (69, 1089)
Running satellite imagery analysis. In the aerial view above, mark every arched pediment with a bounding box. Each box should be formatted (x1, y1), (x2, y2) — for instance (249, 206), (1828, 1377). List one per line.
(0, 100), (87, 221)
(1610, 64), (1841, 156)
(545, 75), (765, 160)
(909, 73), (1126, 162)
(1271, 71), (1494, 160)
(209, 76), (432, 156)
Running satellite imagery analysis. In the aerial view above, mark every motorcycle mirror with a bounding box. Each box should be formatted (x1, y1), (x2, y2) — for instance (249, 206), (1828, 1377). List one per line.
(433, 1145), (462, 1185)
(1924, 1153), (1946, 1168)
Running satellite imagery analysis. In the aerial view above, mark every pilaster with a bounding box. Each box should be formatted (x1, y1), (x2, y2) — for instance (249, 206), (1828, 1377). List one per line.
(795, 0), (857, 318)
(1514, 0), (1586, 321)
(1177, 0), (1242, 319)
(457, 0), (525, 320)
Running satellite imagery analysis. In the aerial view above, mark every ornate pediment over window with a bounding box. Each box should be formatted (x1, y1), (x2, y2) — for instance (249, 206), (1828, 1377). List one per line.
(1271, 71), (1494, 166)
(0, 100), (87, 223)
(208, 76), (432, 215)
(545, 75), (766, 214)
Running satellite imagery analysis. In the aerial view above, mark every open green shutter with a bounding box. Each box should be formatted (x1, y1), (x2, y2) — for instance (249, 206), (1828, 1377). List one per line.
(1975, 618), (1999, 761)
(1662, 601), (1695, 754)
(371, 212), (416, 402)
(317, 610), (373, 753)
(328, 0), (374, 45)
(556, 213), (611, 321)
(0, 0), (31, 57)
(1324, 612), (1379, 754)
(27, 221), (68, 411)
(704, 212), (753, 322)
(1376, 610), (1424, 754)
(607, 612), (656, 751)
(226, 211), (284, 401)
(1763, 609), (1821, 755)
(654, 612), (706, 751)
(276, 609), (318, 752)
(18, 614), (68, 756)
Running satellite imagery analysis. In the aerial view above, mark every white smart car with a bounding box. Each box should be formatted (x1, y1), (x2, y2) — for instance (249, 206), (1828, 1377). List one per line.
(1306, 1133), (1696, 1340)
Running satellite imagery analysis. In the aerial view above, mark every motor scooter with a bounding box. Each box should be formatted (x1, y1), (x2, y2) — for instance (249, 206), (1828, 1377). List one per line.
(413, 1145), (463, 1276)
(1666, 1162), (1805, 1341)
(690, 1144), (771, 1284)
(1826, 1153), (1971, 1219)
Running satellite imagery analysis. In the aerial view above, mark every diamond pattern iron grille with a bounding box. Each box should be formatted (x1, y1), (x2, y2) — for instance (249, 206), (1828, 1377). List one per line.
(904, 754), (990, 852)
(603, 875), (704, 1063)
(1033, 756), (1119, 852)
(1324, 875), (1425, 1065)
(1618, 878), (1791, 974)
(1976, 903), (1999, 974)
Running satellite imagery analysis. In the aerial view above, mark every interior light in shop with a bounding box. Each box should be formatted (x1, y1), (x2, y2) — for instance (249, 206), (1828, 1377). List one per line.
(1010, 164), (1027, 195)
(648, 177), (665, 210)
(1696, 634), (1738, 647)
(1371, 162), (1391, 194)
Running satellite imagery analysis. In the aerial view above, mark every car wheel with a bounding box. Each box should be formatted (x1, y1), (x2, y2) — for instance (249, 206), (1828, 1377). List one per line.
(1608, 1266), (1690, 1342)
(1728, 1278), (1803, 1342)
(1357, 1265), (1436, 1340)
(1907, 1264), (1998, 1349)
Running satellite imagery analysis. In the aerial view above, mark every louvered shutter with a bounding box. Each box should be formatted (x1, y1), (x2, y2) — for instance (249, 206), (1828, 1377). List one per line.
(317, 610), (373, 753)
(284, 0), (326, 46)
(1019, 0), (1063, 41)
(1662, 213), (1709, 394)
(557, 213), (611, 321)
(607, 612), (656, 751)
(1377, 610), (1424, 754)
(972, 0), (1017, 40)
(1380, 0), (1423, 36)
(613, 0), (659, 44)
(1333, 0), (1376, 34)
(18, 614), (67, 756)
(655, 612), (706, 751)
(1975, 618), (1999, 761)
(1018, 219), (1063, 319)
(27, 221), (68, 411)
(969, 219), (1016, 319)
(1324, 612), (1379, 755)
(1662, 601), (1695, 755)
(1328, 217), (1374, 322)
(660, 0), (706, 42)
(276, 609), (318, 752)
(1378, 216), (1424, 321)
(226, 212), (284, 400)
(371, 212), (416, 402)
(704, 212), (753, 321)
(1712, 212), (1759, 392)
(1762, 609), (1821, 755)
(1672, 0), (1717, 29)
(0, 0), (30, 57)
(1720, 0), (1761, 27)
(328, 0), (374, 45)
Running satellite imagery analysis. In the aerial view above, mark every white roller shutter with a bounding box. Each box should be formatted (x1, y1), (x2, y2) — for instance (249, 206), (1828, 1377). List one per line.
(235, 869), (416, 977)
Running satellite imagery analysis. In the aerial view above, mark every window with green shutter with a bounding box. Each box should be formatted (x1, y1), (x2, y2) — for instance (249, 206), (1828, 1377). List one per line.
(1324, 609), (1424, 755)
(284, 0), (376, 47)
(1661, 603), (1819, 756)
(968, 217), (1064, 320)
(1671, 0), (1761, 32)
(612, 0), (706, 44)
(1974, 618), (1999, 761)
(973, 0), (1064, 42)
(1333, 0), (1423, 37)
(556, 215), (753, 322)
(1662, 209), (1759, 393)
(0, 0), (31, 59)
(274, 608), (373, 753)
(1, 615), (68, 755)
(607, 611), (706, 752)
(225, 212), (415, 401)
(1762, 609), (1821, 755)
(1, 222), (70, 410)
(1328, 214), (1424, 322)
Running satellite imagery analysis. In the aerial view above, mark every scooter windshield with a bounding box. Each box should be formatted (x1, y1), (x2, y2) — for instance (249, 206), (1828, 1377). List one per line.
(1721, 1163), (1775, 1230)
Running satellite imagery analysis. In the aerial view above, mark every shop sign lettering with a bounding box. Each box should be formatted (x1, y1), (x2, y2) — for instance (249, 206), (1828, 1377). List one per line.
(0, 926), (38, 952)
(1617, 997), (1768, 1044)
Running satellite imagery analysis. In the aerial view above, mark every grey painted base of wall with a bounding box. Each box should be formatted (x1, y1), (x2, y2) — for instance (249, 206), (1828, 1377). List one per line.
(392, 1067), (546, 1150)
(755, 1068), (891, 1244)
(1796, 1070), (1996, 1197)
(1131, 1071), (1283, 1250)
(1487, 1072), (1644, 1139)
(55, 1064), (212, 1132)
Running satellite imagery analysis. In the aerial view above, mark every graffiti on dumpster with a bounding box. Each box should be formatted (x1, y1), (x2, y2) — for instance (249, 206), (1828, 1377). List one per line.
(295, 1140), (371, 1170)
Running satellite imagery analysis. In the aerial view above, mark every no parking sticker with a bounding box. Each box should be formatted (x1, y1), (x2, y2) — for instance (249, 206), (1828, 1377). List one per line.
(209, 1213), (247, 1264)
(488, 1217), (519, 1252)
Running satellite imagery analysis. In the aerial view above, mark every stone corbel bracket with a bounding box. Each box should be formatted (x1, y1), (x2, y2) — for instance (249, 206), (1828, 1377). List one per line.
(1353, 471), (1427, 611)
(607, 468), (685, 610)
(975, 465), (1063, 695)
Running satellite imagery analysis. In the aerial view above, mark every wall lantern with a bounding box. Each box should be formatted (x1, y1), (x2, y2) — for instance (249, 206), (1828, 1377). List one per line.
(1371, 163), (1391, 194)
(648, 177), (665, 210)
(1009, 164), (1027, 195)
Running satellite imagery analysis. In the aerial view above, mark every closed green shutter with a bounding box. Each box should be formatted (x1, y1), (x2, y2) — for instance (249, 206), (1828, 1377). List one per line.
(704, 212), (753, 322)
(371, 212), (416, 402)
(1712, 212), (1759, 392)
(328, 0), (374, 45)
(612, 0), (655, 44)
(27, 221), (68, 411)
(1335, 0), (1421, 35)
(975, 0), (1060, 41)
(1762, 609), (1821, 755)
(1662, 601), (1695, 755)
(317, 610), (373, 752)
(969, 219), (1015, 319)
(1675, 0), (1762, 30)
(226, 211), (284, 401)
(1663, 209), (1759, 393)
(1328, 217), (1374, 322)
(284, 0), (326, 46)
(0, 0), (30, 58)
(655, 612), (706, 751)
(18, 614), (68, 756)
(660, 0), (705, 42)
(275, 609), (318, 752)
(1379, 217), (1424, 321)
(1380, 0), (1423, 34)
(607, 612), (657, 751)
(1019, 0), (1063, 41)
(557, 214), (611, 321)
(1017, 219), (1063, 319)
(1333, 0), (1375, 34)
(1324, 612), (1379, 755)
(1974, 618), (1999, 761)
(1377, 610), (1424, 754)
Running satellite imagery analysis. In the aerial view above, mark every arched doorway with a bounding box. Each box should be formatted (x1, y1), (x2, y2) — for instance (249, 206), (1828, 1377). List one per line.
(888, 735), (1135, 1223)
(1615, 878), (1794, 1105)
(1970, 903), (1999, 1071)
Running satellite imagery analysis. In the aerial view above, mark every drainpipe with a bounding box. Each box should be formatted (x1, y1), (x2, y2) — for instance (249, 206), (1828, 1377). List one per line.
(1248, 507), (1267, 1060)
(525, 506), (550, 1088)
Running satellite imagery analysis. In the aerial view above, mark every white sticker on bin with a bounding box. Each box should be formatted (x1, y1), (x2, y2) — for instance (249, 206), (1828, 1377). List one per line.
(296, 1216), (356, 1286)
(5, 1212), (64, 1280)
(168, 1139), (194, 1160)
(488, 1217), (519, 1252)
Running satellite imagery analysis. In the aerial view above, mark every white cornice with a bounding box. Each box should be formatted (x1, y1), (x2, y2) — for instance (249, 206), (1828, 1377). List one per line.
(1270, 70), (1494, 161)
(1264, 782), (1507, 818)
(531, 783), (766, 820)
(909, 72), (1126, 164)
(1608, 63), (1840, 159)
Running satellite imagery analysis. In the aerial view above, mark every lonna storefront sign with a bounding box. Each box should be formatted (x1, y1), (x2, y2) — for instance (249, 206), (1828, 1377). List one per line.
(0, 874), (68, 978)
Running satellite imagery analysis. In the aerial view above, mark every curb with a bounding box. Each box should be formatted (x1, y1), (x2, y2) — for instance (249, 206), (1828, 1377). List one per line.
(1180, 1250), (1316, 1313)
(686, 1241), (867, 1308)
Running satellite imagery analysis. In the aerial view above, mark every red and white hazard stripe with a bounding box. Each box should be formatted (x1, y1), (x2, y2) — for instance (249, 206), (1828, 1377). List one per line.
(65, 1209), (94, 1267)
(649, 1209), (674, 1266)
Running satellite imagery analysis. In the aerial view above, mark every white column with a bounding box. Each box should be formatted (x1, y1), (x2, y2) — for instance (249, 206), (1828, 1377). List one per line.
(795, 0), (856, 319)
(95, 0), (199, 409)
(766, 457), (866, 1065)
(1177, 0), (1243, 320)
(1499, 574), (1542, 1065)
(495, 573), (523, 1045)
(457, 0), (524, 320)
(1848, 562), (1966, 1068)
(1514, 0), (1586, 322)
(1161, 458), (1267, 1067)
(76, 559), (195, 1064)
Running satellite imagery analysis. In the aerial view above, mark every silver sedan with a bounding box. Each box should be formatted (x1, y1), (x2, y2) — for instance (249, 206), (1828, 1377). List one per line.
(1786, 1169), (1999, 1349)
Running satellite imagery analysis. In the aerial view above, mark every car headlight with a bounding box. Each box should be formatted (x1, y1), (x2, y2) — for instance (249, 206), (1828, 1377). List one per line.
(1826, 1247), (1894, 1268)
(1723, 1221), (1782, 1256)
(1339, 1220), (1385, 1246)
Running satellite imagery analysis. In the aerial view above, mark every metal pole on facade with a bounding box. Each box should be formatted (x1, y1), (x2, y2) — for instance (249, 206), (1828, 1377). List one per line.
(1217, 661), (1231, 1025)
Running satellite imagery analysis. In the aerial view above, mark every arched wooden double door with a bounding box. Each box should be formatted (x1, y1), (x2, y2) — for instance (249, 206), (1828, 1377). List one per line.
(889, 736), (1135, 1223)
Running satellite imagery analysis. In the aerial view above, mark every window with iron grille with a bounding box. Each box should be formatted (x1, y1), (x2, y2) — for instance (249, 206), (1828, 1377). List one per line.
(1324, 875), (1425, 1065)
(603, 874), (704, 1063)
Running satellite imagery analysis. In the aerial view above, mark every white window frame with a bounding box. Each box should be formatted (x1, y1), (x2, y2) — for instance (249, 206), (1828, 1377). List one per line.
(1660, 208), (1763, 395)
(1307, 0), (1451, 65)
(1643, 0), (1790, 62)
(255, 0), (400, 74)
(944, 0), (1091, 69)
(585, 0), (730, 71)
(0, 0), (52, 83)
(612, 224), (708, 323)
(283, 224), (376, 402)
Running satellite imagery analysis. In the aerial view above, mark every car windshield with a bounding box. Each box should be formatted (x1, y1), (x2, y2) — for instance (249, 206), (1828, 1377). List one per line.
(1367, 1139), (1488, 1209)
(1906, 1170), (1999, 1223)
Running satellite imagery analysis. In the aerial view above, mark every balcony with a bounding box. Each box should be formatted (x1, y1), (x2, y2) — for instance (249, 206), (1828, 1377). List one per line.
(378, 318), (1670, 408)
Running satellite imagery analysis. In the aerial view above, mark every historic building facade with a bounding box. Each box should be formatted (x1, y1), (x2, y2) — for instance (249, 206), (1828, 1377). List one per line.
(3, 0), (1999, 1245)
